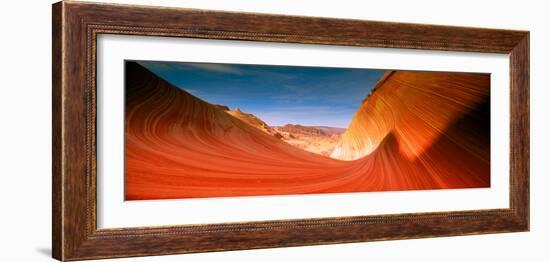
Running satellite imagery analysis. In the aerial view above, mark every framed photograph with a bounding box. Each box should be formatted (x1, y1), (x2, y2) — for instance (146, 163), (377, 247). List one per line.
(52, 1), (529, 261)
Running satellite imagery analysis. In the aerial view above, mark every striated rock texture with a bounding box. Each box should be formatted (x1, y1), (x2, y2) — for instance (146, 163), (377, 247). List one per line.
(331, 71), (490, 161)
(125, 62), (490, 200)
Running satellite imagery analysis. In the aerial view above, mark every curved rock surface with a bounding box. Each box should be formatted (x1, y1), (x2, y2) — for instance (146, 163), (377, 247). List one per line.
(331, 71), (490, 161)
(125, 62), (490, 200)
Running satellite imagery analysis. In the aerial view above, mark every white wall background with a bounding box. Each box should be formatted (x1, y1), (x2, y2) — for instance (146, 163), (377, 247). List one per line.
(0, 0), (546, 261)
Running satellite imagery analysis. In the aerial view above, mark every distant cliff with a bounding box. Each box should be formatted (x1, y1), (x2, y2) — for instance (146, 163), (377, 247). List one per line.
(225, 108), (283, 139)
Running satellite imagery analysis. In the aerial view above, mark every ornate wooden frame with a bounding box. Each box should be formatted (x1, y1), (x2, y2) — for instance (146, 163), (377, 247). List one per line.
(52, 1), (530, 261)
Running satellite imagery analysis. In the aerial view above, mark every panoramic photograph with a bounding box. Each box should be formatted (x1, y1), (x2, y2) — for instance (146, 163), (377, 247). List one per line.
(124, 60), (491, 200)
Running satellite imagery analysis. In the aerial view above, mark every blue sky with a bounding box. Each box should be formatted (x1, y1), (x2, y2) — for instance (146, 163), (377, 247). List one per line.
(137, 60), (385, 128)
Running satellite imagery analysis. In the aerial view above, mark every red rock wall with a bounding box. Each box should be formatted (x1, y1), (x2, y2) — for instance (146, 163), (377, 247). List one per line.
(125, 63), (490, 200)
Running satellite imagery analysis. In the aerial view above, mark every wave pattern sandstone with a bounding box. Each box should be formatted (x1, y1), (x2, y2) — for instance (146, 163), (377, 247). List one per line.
(125, 62), (490, 200)
(331, 71), (490, 161)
